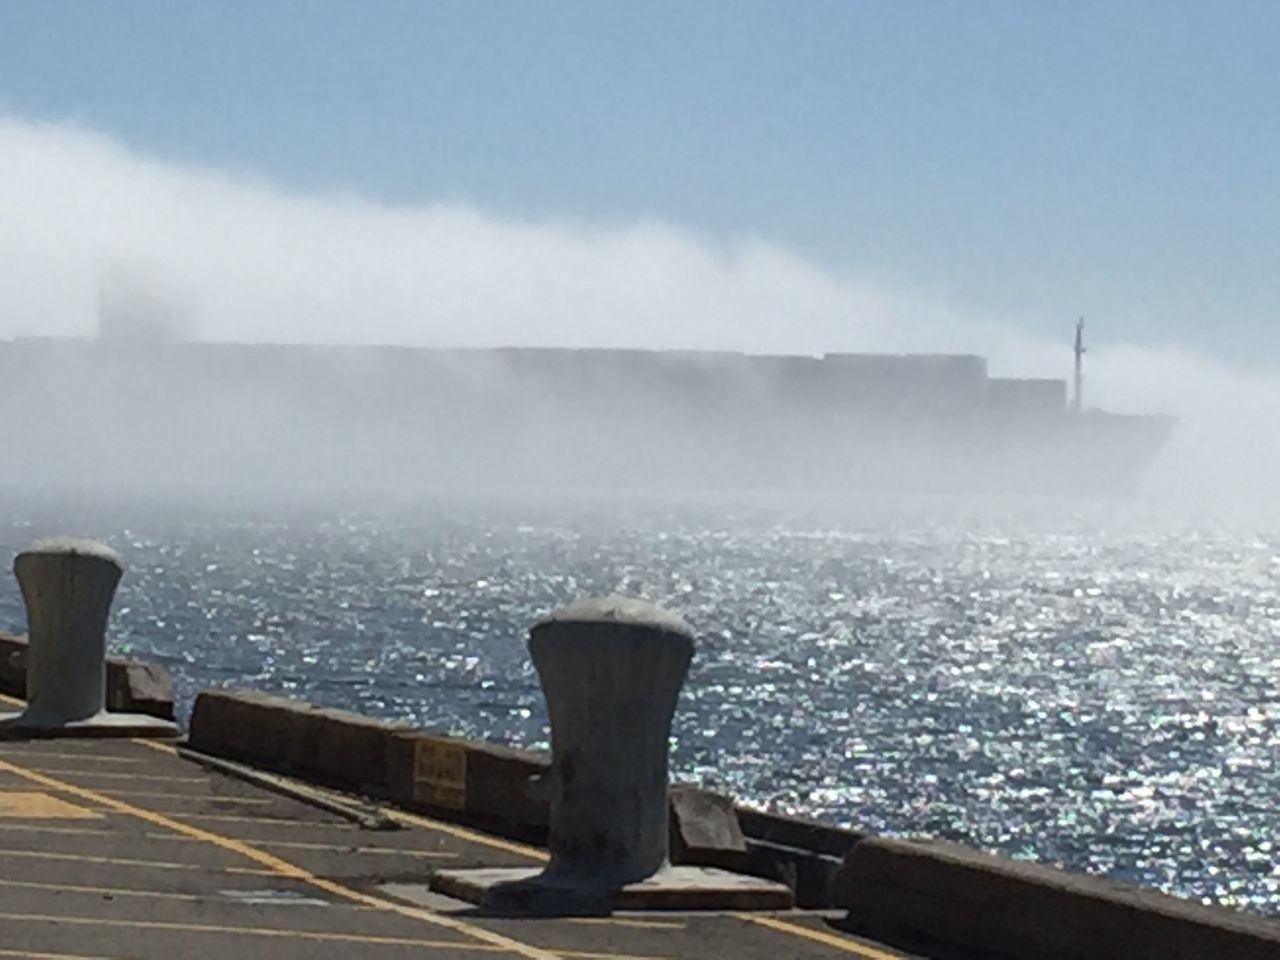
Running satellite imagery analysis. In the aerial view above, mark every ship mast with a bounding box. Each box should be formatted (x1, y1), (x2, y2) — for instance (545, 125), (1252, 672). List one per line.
(1072, 318), (1085, 414)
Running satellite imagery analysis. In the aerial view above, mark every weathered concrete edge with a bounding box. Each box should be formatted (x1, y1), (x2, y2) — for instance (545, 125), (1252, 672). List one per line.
(185, 687), (1280, 935)
(188, 688), (549, 840)
(734, 805), (863, 858)
(187, 688), (828, 896)
(188, 687), (411, 794)
(730, 807), (858, 907)
(838, 836), (1280, 960)
(0, 630), (175, 721)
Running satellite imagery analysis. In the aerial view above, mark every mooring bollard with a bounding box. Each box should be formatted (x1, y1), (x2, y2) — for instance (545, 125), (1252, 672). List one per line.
(531, 595), (694, 885)
(429, 595), (793, 911)
(17, 538), (121, 726)
(0, 538), (176, 737)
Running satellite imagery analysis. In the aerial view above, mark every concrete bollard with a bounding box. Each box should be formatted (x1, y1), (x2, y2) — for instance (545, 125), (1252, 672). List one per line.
(17, 538), (121, 726)
(0, 538), (176, 737)
(530, 595), (694, 886)
(429, 595), (793, 911)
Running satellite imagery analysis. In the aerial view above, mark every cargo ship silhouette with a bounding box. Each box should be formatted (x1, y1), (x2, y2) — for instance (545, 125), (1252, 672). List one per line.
(0, 299), (1172, 495)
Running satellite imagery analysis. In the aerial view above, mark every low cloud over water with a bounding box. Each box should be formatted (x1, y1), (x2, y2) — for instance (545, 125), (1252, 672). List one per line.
(2, 114), (1280, 510)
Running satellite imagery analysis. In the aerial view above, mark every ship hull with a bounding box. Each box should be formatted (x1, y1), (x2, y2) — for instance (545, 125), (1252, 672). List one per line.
(0, 340), (1173, 497)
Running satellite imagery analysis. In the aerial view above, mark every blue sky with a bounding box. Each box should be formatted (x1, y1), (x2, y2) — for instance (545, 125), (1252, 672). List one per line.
(2, 1), (1278, 360)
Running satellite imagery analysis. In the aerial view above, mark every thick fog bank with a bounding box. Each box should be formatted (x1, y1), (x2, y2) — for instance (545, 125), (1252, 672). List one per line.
(2, 116), (1279, 512)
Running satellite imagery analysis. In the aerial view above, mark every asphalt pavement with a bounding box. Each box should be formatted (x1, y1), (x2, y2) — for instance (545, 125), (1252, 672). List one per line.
(0, 722), (920, 960)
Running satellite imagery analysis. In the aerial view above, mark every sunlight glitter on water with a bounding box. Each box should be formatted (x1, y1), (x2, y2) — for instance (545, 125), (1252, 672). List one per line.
(0, 491), (1276, 915)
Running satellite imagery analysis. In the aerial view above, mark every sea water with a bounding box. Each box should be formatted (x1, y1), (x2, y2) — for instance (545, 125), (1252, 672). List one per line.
(0, 488), (1275, 915)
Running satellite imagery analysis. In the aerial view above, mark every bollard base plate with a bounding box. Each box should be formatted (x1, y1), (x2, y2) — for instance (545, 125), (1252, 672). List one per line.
(429, 865), (794, 914)
(0, 710), (178, 739)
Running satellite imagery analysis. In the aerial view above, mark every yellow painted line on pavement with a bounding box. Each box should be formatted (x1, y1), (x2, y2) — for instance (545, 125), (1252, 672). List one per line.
(147, 831), (460, 857)
(21, 767), (206, 782)
(164, 811), (355, 827)
(0, 847), (275, 875)
(0, 876), (363, 906)
(102, 789), (274, 804)
(0, 953), (115, 960)
(0, 750), (145, 764)
(0, 876), (377, 910)
(0, 875), (205, 902)
(0, 790), (103, 819)
(0, 754), (562, 960)
(0, 913), (510, 950)
(0, 822), (111, 836)
(559, 953), (673, 960)
(745, 915), (910, 960)
(0, 848), (132, 870)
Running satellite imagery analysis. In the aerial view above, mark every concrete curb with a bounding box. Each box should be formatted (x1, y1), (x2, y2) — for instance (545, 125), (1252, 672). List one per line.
(187, 690), (767, 873)
(735, 807), (862, 907)
(735, 806), (864, 857)
(188, 688), (553, 839)
(385, 728), (551, 841)
(836, 836), (1280, 960)
(186, 688), (1280, 936)
(188, 688), (409, 792)
(0, 630), (175, 721)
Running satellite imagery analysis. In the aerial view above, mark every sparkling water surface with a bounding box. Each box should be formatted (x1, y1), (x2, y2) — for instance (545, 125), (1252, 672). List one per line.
(1, 488), (1276, 916)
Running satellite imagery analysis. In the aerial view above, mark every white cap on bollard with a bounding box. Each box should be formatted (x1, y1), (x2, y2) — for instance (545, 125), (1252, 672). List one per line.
(26, 537), (123, 565)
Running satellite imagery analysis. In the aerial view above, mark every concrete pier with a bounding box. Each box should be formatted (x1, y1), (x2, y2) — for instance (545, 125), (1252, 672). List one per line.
(0, 689), (907, 960)
(3, 669), (1276, 956)
(1, 565), (1276, 954)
